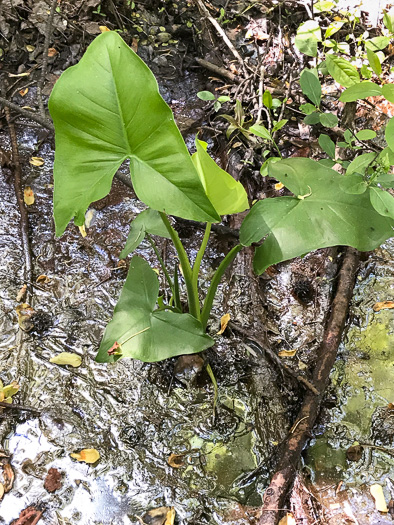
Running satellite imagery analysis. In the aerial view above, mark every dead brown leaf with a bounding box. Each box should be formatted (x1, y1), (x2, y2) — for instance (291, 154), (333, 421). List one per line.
(16, 303), (35, 331)
(24, 186), (35, 205)
(370, 483), (388, 513)
(36, 275), (50, 284)
(19, 88), (28, 97)
(217, 313), (230, 335)
(29, 157), (44, 167)
(47, 47), (58, 57)
(70, 448), (100, 464)
(278, 349), (297, 357)
(44, 467), (62, 493)
(167, 453), (185, 468)
(16, 284), (27, 302)
(373, 301), (394, 312)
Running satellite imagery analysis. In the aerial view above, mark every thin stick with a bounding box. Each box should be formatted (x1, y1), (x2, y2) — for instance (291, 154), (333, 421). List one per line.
(5, 107), (33, 302)
(196, 0), (245, 67)
(37, 0), (58, 118)
(195, 58), (238, 83)
(0, 96), (54, 130)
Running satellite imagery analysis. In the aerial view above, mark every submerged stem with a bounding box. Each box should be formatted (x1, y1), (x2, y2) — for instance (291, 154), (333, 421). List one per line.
(192, 222), (211, 285)
(201, 244), (243, 329)
(159, 213), (201, 320)
(146, 233), (174, 291)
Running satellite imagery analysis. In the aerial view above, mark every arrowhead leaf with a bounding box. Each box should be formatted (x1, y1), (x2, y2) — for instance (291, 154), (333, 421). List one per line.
(191, 139), (249, 215)
(49, 32), (220, 236)
(96, 256), (214, 363)
(240, 158), (394, 274)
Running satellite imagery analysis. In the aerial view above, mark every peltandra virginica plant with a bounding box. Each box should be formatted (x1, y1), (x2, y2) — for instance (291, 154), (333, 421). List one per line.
(50, 32), (394, 364)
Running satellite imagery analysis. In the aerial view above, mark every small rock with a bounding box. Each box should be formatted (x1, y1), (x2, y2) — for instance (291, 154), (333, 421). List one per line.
(156, 32), (171, 43)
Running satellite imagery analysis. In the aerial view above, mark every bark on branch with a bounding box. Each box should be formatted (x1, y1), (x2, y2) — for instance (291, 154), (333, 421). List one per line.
(258, 247), (360, 525)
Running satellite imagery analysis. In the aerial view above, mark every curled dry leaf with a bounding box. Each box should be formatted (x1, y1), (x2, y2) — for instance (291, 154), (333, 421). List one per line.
(278, 513), (296, 525)
(19, 88), (28, 97)
(70, 448), (100, 464)
(29, 157), (44, 167)
(24, 186), (35, 205)
(36, 275), (50, 284)
(16, 284), (27, 302)
(370, 484), (388, 513)
(0, 483), (4, 501)
(49, 352), (82, 367)
(164, 507), (176, 525)
(140, 506), (171, 525)
(373, 301), (394, 312)
(2, 462), (15, 492)
(217, 313), (230, 335)
(16, 303), (35, 332)
(47, 47), (58, 57)
(167, 453), (185, 468)
(44, 467), (62, 493)
(278, 349), (297, 357)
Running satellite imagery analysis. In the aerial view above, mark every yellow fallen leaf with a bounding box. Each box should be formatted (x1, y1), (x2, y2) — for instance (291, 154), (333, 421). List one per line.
(279, 513), (296, 525)
(78, 225), (87, 237)
(36, 274), (50, 284)
(217, 313), (230, 335)
(167, 453), (185, 468)
(370, 484), (388, 512)
(275, 182), (284, 190)
(99, 26), (110, 32)
(0, 483), (4, 500)
(24, 186), (35, 205)
(2, 381), (20, 398)
(29, 157), (44, 167)
(165, 507), (176, 525)
(19, 88), (29, 97)
(70, 448), (100, 464)
(26, 45), (35, 52)
(49, 352), (82, 367)
(278, 349), (297, 357)
(373, 301), (394, 312)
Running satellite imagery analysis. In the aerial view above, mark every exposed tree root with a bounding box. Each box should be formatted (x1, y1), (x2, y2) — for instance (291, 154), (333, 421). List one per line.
(258, 247), (360, 525)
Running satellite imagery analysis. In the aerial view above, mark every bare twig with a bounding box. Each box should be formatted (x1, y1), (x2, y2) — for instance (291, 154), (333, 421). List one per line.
(196, 0), (246, 70)
(37, 0), (58, 118)
(195, 57), (238, 83)
(4, 107), (33, 301)
(258, 247), (360, 525)
(0, 96), (54, 130)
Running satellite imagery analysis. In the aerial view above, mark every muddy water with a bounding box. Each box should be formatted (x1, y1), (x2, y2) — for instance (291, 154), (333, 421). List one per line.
(0, 117), (289, 524)
(0, 93), (393, 525)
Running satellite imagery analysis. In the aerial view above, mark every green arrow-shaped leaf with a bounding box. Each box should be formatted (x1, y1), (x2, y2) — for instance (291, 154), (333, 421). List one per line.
(191, 139), (249, 215)
(49, 32), (220, 236)
(96, 256), (214, 363)
(240, 158), (394, 274)
(120, 208), (170, 258)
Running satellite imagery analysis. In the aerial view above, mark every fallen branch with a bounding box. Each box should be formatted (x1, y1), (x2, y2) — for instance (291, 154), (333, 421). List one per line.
(195, 58), (238, 83)
(195, 0), (246, 69)
(5, 107), (33, 301)
(0, 96), (54, 130)
(258, 247), (360, 525)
